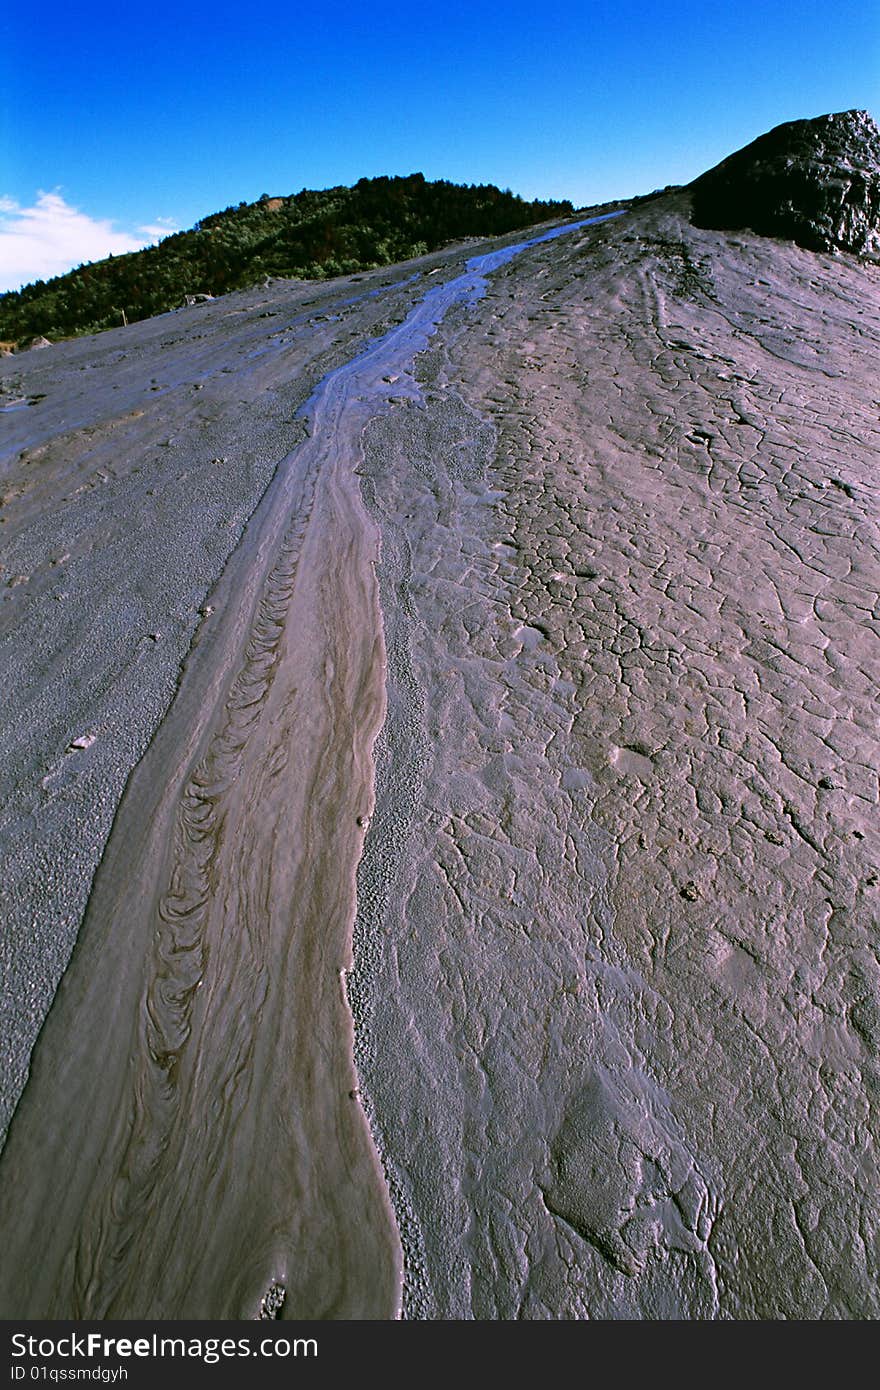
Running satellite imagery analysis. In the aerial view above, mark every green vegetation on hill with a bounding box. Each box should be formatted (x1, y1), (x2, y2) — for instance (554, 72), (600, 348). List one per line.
(0, 174), (574, 342)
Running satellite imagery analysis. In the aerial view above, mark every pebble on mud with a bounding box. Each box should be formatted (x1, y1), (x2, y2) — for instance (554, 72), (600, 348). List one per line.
(68, 734), (96, 752)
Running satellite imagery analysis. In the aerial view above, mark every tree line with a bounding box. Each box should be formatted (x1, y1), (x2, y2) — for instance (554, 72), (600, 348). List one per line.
(0, 174), (574, 342)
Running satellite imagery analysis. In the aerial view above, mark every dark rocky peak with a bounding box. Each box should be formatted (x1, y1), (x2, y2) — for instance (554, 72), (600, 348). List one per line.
(689, 109), (880, 258)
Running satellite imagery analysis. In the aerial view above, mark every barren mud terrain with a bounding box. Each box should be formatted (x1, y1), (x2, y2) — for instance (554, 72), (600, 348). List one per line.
(354, 200), (879, 1318)
(0, 142), (877, 1318)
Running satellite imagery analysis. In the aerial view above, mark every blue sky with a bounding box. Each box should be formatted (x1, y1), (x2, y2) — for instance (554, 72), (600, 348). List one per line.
(1, 0), (878, 290)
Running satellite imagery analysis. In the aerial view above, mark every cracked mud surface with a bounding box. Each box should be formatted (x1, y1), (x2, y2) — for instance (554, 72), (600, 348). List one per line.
(0, 197), (877, 1319)
(354, 200), (879, 1318)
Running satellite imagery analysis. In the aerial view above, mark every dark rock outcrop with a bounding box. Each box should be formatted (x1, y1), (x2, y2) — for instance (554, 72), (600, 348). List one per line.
(690, 109), (880, 258)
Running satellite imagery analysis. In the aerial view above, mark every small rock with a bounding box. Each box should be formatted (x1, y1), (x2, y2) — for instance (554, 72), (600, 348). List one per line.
(69, 734), (96, 751)
(258, 1282), (286, 1320)
(681, 881), (700, 901)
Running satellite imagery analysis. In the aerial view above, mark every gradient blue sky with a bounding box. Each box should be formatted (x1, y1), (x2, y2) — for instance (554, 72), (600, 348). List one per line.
(1, 0), (878, 289)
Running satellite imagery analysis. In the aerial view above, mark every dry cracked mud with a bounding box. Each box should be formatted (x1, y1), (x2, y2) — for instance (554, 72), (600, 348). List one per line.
(0, 190), (877, 1319)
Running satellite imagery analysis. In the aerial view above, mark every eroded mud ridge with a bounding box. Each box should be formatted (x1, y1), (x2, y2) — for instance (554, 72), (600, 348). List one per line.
(0, 185), (877, 1319)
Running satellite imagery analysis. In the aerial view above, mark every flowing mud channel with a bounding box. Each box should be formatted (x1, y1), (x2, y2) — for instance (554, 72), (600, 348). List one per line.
(0, 217), (618, 1319)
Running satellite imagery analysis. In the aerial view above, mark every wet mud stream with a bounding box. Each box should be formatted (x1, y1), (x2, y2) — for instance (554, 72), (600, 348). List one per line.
(0, 218), (616, 1318)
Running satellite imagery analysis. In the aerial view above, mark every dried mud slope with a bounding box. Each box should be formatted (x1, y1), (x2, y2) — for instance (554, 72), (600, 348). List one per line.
(352, 199), (879, 1318)
(0, 173), (876, 1323)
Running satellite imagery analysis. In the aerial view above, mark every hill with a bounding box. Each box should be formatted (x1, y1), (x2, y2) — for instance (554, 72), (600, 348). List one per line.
(0, 174), (574, 343)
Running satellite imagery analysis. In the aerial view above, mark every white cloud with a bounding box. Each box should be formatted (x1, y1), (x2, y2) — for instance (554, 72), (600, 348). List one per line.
(137, 218), (178, 240)
(0, 193), (179, 293)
